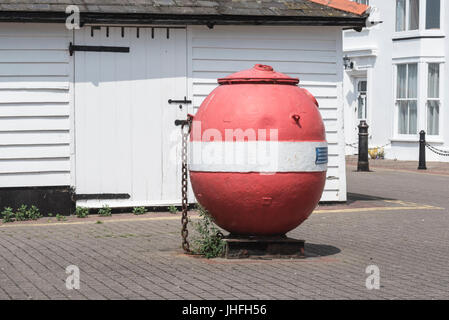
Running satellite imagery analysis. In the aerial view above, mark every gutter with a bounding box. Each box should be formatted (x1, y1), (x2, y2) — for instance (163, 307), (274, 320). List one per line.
(0, 11), (368, 29)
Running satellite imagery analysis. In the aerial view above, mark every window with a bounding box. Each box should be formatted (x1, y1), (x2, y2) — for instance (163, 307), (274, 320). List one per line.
(396, 0), (420, 31)
(396, 0), (440, 32)
(352, 0), (369, 4)
(396, 64), (418, 135)
(409, 0), (420, 30)
(427, 63), (440, 135)
(426, 0), (440, 29)
(396, 0), (406, 31)
(357, 81), (367, 120)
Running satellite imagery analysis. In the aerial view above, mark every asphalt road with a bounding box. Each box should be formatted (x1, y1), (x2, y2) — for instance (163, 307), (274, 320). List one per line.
(346, 164), (449, 209)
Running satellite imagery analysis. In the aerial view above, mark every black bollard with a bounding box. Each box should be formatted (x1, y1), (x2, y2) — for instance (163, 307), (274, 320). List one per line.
(418, 130), (427, 170)
(357, 120), (369, 172)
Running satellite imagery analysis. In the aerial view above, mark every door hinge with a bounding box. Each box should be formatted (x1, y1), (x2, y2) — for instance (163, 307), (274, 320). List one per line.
(69, 42), (130, 56)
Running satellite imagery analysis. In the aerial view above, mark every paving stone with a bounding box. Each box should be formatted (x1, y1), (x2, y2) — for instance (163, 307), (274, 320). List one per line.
(0, 167), (449, 299)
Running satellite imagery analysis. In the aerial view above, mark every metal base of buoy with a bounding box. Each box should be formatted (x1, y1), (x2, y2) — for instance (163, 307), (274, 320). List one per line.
(223, 235), (305, 259)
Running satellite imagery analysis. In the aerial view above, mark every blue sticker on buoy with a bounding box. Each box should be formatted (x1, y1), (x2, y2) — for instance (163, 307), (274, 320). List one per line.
(315, 147), (328, 165)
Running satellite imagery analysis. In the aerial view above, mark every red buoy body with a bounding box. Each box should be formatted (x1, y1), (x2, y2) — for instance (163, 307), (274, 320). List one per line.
(189, 64), (327, 236)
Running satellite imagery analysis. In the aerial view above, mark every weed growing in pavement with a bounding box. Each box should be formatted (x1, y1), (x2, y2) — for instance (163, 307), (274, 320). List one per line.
(15, 205), (28, 221)
(1, 207), (15, 223)
(1, 205), (42, 223)
(132, 207), (146, 215)
(56, 214), (67, 221)
(168, 205), (178, 214)
(27, 205), (42, 220)
(98, 205), (112, 217)
(75, 206), (89, 218)
(191, 204), (225, 259)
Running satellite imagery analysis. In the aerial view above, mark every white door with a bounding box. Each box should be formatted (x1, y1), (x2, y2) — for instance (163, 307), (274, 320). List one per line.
(74, 26), (188, 207)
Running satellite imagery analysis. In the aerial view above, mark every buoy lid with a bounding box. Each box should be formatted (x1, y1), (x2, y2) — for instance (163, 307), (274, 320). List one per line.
(218, 64), (300, 85)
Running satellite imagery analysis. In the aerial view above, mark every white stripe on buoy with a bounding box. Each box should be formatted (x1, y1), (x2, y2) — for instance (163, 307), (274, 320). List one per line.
(189, 141), (328, 173)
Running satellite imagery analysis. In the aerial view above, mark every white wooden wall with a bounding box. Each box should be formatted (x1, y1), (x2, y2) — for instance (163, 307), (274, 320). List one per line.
(0, 23), (347, 203)
(0, 23), (73, 187)
(187, 26), (347, 202)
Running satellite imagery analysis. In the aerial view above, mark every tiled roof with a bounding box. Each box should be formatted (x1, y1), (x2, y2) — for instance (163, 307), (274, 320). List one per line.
(0, 0), (369, 18)
(308, 0), (368, 16)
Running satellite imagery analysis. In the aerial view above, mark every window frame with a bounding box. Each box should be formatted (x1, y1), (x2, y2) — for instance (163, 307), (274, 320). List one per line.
(426, 0), (441, 30)
(425, 62), (444, 137)
(357, 79), (368, 120)
(394, 0), (444, 37)
(394, 62), (419, 137)
(392, 59), (445, 142)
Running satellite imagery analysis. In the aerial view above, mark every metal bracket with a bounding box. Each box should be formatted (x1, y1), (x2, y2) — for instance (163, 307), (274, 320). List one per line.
(168, 97), (192, 104)
(174, 119), (190, 126)
(69, 42), (130, 56)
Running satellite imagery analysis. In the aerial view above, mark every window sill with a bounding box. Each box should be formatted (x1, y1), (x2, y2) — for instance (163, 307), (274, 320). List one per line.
(392, 30), (445, 41)
(426, 138), (445, 144)
(390, 136), (419, 143)
(390, 137), (444, 144)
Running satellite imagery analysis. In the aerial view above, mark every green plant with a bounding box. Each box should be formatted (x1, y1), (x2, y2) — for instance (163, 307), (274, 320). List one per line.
(75, 206), (89, 218)
(191, 204), (225, 259)
(48, 213), (53, 217)
(132, 207), (146, 215)
(27, 205), (41, 220)
(96, 220), (103, 224)
(1, 207), (15, 223)
(377, 148), (385, 159)
(15, 205), (28, 221)
(56, 214), (67, 221)
(168, 205), (178, 214)
(98, 205), (112, 217)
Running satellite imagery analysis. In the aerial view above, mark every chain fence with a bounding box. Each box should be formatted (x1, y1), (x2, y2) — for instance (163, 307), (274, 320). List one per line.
(426, 143), (449, 157)
(346, 142), (391, 149)
(348, 140), (449, 157)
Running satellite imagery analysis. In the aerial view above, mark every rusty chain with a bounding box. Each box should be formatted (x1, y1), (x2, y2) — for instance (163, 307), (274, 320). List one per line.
(181, 115), (193, 253)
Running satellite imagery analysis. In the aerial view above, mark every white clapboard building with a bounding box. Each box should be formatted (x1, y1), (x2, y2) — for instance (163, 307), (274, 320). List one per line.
(0, 0), (369, 214)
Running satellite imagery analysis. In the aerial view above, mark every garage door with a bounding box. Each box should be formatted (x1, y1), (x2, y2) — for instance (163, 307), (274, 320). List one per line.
(74, 26), (188, 207)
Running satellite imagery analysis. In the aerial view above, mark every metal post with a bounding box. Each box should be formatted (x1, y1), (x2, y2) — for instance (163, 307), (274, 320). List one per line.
(357, 120), (369, 172)
(418, 130), (427, 170)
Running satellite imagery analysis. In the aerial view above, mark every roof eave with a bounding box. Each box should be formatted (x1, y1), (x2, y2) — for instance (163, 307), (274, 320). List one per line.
(0, 11), (367, 28)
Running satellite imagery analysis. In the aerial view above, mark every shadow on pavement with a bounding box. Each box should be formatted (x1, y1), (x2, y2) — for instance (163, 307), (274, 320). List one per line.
(305, 243), (341, 258)
(347, 192), (395, 204)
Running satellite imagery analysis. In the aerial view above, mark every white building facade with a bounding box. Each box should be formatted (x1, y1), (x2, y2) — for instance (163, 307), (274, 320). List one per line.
(0, 1), (370, 214)
(344, 0), (448, 161)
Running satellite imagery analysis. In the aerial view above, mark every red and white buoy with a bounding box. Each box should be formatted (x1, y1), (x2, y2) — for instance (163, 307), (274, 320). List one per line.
(189, 64), (327, 236)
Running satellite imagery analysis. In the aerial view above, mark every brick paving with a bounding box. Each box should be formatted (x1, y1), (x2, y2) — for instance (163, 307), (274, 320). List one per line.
(1, 165), (449, 300)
